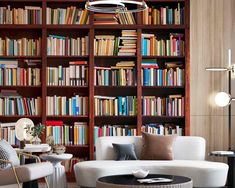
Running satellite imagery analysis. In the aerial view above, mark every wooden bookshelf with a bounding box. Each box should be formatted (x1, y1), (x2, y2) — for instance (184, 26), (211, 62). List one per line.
(0, 0), (189, 181)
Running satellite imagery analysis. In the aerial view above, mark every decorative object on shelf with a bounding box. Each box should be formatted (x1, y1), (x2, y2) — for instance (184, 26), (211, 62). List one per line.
(206, 49), (234, 150)
(85, 0), (148, 13)
(25, 123), (45, 145)
(15, 118), (34, 149)
(132, 169), (149, 178)
(46, 135), (66, 155)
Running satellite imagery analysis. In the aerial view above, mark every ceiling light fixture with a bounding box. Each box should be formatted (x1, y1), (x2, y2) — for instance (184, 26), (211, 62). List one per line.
(85, 0), (148, 13)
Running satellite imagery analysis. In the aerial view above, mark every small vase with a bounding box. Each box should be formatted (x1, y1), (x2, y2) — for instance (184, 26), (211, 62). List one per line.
(32, 136), (41, 145)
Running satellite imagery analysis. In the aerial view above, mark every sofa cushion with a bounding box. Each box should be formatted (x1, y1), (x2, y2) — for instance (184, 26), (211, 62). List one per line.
(74, 160), (228, 188)
(112, 143), (137, 160)
(0, 140), (20, 169)
(141, 133), (176, 160)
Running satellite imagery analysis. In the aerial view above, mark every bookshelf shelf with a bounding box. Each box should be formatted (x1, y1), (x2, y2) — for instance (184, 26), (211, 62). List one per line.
(0, 0), (189, 176)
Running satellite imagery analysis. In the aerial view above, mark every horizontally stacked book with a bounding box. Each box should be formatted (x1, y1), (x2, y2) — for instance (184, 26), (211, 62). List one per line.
(141, 60), (184, 86)
(94, 61), (136, 86)
(0, 59), (41, 86)
(94, 96), (137, 116)
(0, 90), (41, 115)
(0, 5), (42, 24)
(0, 37), (41, 56)
(46, 95), (88, 116)
(142, 95), (184, 116)
(94, 125), (137, 145)
(47, 35), (89, 56)
(94, 11), (135, 25)
(46, 6), (89, 24)
(142, 33), (184, 56)
(46, 121), (88, 145)
(143, 3), (184, 25)
(94, 30), (137, 56)
(47, 61), (88, 86)
(141, 124), (184, 136)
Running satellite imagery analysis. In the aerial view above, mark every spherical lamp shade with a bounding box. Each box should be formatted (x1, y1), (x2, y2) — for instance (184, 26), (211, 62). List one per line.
(15, 118), (34, 141)
(215, 92), (231, 107)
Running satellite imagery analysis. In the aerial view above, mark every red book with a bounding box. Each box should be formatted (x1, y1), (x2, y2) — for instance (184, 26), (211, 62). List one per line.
(46, 120), (63, 126)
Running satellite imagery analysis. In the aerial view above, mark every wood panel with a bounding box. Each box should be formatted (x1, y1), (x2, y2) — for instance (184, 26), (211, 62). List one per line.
(190, 0), (234, 158)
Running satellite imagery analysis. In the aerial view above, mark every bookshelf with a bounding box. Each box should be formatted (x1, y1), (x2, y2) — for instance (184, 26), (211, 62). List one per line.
(0, 0), (189, 181)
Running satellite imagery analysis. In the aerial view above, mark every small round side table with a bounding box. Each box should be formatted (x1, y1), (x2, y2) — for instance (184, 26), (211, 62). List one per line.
(40, 153), (73, 188)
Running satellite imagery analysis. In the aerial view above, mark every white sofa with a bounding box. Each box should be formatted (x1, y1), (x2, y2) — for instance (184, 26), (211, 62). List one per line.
(74, 136), (228, 187)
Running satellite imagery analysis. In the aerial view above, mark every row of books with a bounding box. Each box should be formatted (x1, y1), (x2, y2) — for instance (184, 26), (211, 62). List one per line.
(94, 95), (137, 116)
(0, 64), (41, 86)
(46, 95), (88, 116)
(142, 33), (184, 56)
(0, 126), (19, 145)
(141, 123), (184, 136)
(47, 61), (88, 86)
(46, 7), (89, 25)
(94, 61), (136, 86)
(47, 35), (89, 56)
(0, 37), (41, 56)
(94, 125), (137, 145)
(46, 121), (88, 145)
(94, 11), (135, 25)
(141, 61), (184, 86)
(0, 90), (41, 116)
(143, 3), (184, 25)
(142, 95), (184, 116)
(0, 6), (42, 24)
(94, 30), (137, 56)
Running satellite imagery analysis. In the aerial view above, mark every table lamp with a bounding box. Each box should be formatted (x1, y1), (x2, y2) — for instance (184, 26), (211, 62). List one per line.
(15, 118), (34, 149)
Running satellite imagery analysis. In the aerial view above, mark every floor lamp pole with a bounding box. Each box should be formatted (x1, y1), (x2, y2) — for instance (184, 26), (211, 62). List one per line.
(228, 70), (232, 151)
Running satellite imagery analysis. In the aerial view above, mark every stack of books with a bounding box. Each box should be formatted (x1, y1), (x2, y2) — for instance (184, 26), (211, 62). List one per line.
(143, 3), (184, 25)
(141, 123), (184, 136)
(0, 37), (41, 56)
(0, 5), (42, 24)
(94, 13), (118, 25)
(46, 95), (88, 116)
(94, 125), (137, 145)
(47, 35), (89, 56)
(94, 95), (137, 116)
(141, 33), (185, 56)
(47, 61), (88, 86)
(46, 6), (89, 24)
(0, 59), (41, 86)
(94, 61), (136, 86)
(118, 30), (137, 56)
(142, 94), (184, 116)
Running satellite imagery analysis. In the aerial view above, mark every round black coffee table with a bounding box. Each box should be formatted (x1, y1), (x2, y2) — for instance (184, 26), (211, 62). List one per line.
(96, 174), (192, 188)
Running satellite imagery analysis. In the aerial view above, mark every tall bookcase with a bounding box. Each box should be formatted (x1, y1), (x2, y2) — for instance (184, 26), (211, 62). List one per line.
(0, 0), (189, 179)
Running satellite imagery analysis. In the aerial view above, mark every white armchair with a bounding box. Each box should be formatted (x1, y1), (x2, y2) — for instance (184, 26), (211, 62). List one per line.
(0, 140), (53, 188)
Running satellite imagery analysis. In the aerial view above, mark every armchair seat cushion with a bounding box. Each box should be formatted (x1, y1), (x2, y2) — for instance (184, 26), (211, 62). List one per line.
(0, 162), (53, 186)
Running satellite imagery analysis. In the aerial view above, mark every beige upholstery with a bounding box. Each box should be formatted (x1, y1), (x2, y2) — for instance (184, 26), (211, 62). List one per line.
(0, 162), (53, 186)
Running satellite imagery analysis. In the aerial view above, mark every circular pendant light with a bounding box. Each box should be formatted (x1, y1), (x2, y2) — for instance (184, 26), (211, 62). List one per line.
(85, 0), (148, 13)
(85, 1), (125, 13)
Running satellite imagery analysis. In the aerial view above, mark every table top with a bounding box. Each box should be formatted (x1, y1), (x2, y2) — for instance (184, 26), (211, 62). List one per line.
(40, 153), (73, 161)
(97, 174), (192, 186)
(15, 144), (51, 153)
(210, 151), (235, 157)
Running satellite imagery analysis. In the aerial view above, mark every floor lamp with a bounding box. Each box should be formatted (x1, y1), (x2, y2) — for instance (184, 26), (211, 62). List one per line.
(206, 49), (234, 151)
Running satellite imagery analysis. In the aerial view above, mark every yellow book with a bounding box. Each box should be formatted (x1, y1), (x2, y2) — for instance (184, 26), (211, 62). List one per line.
(65, 7), (70, 24)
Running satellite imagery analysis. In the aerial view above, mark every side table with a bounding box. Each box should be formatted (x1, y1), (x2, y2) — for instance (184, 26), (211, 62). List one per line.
(210, 151), (235, 188)
(40, 153), (73, 188)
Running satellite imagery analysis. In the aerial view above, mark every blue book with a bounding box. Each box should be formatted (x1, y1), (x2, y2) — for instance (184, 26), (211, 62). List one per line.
(66, 100), (69, 115)
(159, 70), (163, 86)
(10, 40), (13, 56)
(118, 96), (122, 115)
(72, 97), (76, 115)
(49, 35), (66, 39)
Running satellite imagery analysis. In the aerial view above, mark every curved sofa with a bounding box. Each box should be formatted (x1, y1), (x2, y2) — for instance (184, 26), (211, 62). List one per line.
(74, 136), (228, 187)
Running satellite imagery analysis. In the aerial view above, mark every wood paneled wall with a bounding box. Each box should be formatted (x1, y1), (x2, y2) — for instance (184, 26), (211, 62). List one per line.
(190, 0), (234, 160)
